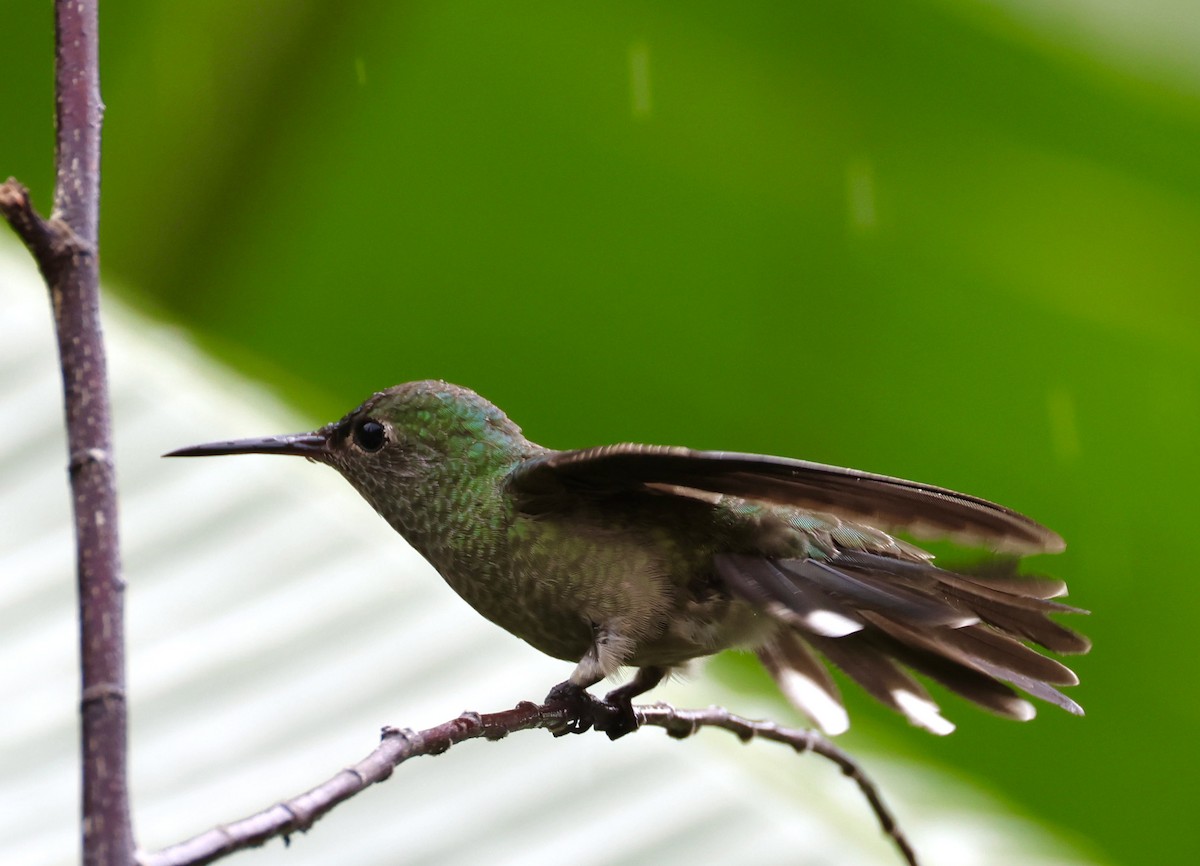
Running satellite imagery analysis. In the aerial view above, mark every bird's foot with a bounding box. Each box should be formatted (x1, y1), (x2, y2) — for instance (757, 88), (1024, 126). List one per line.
(544, 681), (601, 736)
(543, 681), (637, 740)
(599, 683), (641, 740)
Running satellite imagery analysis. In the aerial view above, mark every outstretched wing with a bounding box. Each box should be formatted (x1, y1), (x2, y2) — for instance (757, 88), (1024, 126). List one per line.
(510, 445), (1063, 554)
(510, 444), (1085, 735)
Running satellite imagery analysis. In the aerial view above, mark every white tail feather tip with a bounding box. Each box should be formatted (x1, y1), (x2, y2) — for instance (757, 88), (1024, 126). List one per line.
(1011, 699), (1037, 722)
(893, 689), (955, 735)
(780, 669), (850, 735)
(805, 610), (864, 638)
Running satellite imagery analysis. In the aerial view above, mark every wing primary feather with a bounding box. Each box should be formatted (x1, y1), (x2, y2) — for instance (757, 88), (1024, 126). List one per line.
(511, 445), (1065, 553)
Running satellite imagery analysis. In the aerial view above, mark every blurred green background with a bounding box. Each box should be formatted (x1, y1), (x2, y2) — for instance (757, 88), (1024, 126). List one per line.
(6, 1), (1199, 863)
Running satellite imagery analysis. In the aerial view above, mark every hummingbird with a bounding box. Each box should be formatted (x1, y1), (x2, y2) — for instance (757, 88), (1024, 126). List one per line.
(167, 380), (1088, 739)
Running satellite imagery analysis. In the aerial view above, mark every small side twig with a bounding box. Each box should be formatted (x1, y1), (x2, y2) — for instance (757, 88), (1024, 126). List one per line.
(0, 180), (63, 262)
(139, 699), (917, 866)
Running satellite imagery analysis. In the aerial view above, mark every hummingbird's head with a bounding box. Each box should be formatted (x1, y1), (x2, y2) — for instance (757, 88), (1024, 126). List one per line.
(165, 380), (532, 510)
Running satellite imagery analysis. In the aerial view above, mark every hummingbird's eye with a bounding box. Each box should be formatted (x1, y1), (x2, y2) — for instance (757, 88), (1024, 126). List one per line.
(354, 419), (386, 452)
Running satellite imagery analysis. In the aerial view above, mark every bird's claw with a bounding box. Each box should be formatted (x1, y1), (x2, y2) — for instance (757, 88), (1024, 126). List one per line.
(600, 685), (640, 740)
(544, 681), (598, 736)
(543, 681), (640, 740)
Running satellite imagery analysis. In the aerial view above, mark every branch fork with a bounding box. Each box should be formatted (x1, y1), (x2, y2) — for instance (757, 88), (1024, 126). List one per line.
(0, 179), (93, 275)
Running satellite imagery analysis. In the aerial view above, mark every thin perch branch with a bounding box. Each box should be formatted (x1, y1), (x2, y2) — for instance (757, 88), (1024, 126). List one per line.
(1, 1), (130, 865)
(138, 699), (918, 866)
(638, 704), (919, 866)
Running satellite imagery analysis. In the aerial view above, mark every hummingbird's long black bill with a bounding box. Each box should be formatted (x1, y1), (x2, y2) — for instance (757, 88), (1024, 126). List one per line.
(164, 432), (327, 459)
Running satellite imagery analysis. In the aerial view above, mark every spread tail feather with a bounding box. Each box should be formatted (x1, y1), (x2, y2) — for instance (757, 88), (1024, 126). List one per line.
(757, 633), (849, 735)
(721, 550), (1087, 733)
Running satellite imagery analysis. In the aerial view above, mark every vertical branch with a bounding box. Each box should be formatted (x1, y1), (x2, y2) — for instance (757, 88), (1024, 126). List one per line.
(57, 2), (132, 862)
(1, 1), (131, 864)
(54, 0), (103, 234)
